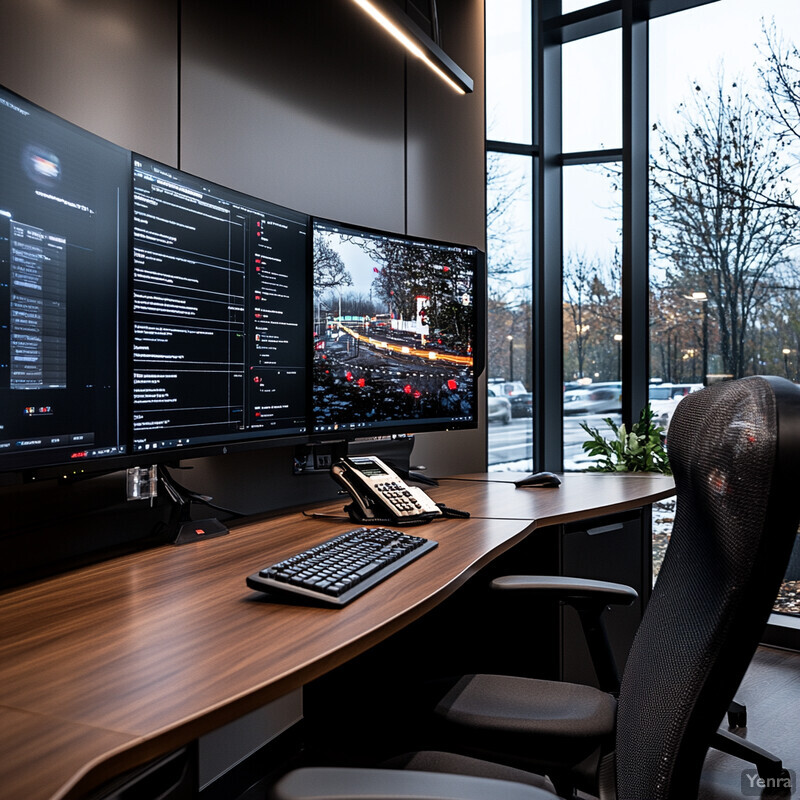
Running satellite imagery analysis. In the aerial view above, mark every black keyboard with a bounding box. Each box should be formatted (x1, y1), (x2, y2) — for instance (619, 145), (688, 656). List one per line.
(246, 527), (437, 607)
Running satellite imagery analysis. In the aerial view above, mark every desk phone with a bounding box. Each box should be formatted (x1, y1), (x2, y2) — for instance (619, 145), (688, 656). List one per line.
(330, 455), (442, 525)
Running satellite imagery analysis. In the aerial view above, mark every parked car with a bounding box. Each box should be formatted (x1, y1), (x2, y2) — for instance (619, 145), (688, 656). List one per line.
(487, 386), (512, 424)
(563, 385), (622, 415)
(509, 392), (533, 418)
(490, 380), (528, 397)
(649, 383), (702, 428)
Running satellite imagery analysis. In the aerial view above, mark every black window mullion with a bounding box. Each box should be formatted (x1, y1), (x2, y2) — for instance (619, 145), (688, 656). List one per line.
(561, 148), (623, 165)
(621, 0), (649, 427)
(536, 0), (565, 471)
(486, 140), (539, 156)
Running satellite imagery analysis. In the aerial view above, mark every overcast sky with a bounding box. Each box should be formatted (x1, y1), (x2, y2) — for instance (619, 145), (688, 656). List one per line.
(487, 0), (800, 266)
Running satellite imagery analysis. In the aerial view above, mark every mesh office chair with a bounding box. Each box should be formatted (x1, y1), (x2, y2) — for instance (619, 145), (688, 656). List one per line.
(271, 376), (800, 800)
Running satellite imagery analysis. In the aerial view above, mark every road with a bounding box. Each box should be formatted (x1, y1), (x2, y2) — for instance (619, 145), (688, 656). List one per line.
(487, 417), (533, 467)
(488, 413), (622, 468)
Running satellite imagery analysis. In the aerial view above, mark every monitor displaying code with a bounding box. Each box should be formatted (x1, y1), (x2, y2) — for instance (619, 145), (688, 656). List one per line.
(131, 157), (308, 454)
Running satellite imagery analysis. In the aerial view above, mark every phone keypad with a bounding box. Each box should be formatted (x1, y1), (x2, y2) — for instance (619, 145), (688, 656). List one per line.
(376, 481), (423, 515)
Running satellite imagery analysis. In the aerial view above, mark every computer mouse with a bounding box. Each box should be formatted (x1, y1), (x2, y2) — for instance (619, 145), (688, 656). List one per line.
(514, 471), (562, 488)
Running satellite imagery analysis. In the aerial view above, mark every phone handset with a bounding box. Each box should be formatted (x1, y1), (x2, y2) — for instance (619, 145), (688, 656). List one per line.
(330, 456), (442, 525)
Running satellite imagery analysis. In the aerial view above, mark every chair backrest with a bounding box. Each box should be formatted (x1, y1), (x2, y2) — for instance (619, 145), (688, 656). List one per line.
(615, 376), (800, 800)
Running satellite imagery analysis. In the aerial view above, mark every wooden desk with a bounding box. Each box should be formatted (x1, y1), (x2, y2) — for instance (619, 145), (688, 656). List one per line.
(431, 471), (674, 524)
(0, 473), (673, 800)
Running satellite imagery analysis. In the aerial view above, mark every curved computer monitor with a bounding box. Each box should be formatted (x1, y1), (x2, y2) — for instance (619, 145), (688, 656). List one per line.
(130, 156), (310, 459)
(0, 85), (130, 477)
(311, 218), (484, 438)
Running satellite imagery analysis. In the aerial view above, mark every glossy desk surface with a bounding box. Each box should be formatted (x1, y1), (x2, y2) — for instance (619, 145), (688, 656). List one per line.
(0, 472), (674, 800)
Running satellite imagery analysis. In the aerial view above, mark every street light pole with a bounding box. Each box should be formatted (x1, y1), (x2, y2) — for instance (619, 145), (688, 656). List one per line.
(507, 335), (514, 382)
(783, 348), (791, 379)
(685, 291), (709, 386)
(614, 334), (623, 382)
(701, 301), (708, 386)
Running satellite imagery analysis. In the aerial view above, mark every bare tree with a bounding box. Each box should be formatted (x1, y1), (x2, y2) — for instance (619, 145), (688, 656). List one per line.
(313, 235), (352, 295)
(649, 283), (707, 383)
(486, 152), (532, 385)
(759, 20), (800, 150)
(487, 152), (529, 280)
(564, 254), (597, 379)
(650, 76), (798, 378)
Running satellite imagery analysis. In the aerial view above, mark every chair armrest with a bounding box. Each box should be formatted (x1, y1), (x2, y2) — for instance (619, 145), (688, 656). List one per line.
(491, 575), (637, 693)
(491, 575), (638, 608)
(270, 767), (552, 800)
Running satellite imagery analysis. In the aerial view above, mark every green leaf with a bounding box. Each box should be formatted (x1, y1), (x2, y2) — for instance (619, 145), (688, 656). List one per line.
(579, 403), (672, 475)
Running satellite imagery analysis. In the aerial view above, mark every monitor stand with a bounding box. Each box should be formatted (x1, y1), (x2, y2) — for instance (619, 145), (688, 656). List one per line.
(173, 516), (229, 545)
(159, 465), (231, 545)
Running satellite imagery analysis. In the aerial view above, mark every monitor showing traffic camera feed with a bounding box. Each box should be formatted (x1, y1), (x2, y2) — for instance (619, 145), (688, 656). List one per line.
(0, 85), (130, 474)
(312, 218), (482, 436)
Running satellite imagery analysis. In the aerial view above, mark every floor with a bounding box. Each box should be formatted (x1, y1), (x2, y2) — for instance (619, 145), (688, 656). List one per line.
(698, 646), (800, 800)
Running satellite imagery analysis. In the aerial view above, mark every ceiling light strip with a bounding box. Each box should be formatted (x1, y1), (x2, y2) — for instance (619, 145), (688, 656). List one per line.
(350, 0), (473, 95)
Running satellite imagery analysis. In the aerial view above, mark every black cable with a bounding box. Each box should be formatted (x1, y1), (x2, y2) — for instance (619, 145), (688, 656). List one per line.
(435, 503), (471, 519)
(433, 476), (518, 484)
(160, 465), (246, 518)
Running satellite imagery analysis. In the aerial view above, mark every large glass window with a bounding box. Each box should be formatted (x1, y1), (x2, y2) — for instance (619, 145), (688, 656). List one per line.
(562, 164), (622, 469)
(487, 153), (533, 469)
(486, 0), (535, 471)
(485, 0), (799, 635)
(562, 30), (621, 153)
(649, 0), (800, 616)
(486, 0), (532, 144)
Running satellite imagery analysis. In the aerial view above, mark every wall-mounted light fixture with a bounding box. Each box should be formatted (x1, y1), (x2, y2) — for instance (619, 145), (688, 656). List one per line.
(349, 0), (474, 95)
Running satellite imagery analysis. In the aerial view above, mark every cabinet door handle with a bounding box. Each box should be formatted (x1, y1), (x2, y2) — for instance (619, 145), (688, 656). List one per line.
(585, 522), (624, 536)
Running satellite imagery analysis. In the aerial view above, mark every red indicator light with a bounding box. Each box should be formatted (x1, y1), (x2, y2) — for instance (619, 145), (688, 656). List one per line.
(345, 371), (353, 381)
(413, 390), (421, 399)
(357, 378), (365, 387)
(70, 451), (88, 459)
(447, 379), (457, 391)
(404, 384), (412, 394)
(195, 528), (206, 535)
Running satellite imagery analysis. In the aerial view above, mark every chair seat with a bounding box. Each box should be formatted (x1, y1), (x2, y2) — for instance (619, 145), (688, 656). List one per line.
(385, 750), (556, 793)
(435, 674), (617, 771)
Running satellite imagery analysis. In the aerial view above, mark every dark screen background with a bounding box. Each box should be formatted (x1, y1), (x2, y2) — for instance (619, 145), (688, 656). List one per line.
(131, 156), (308, 454)
(0, 87), (129, 472)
